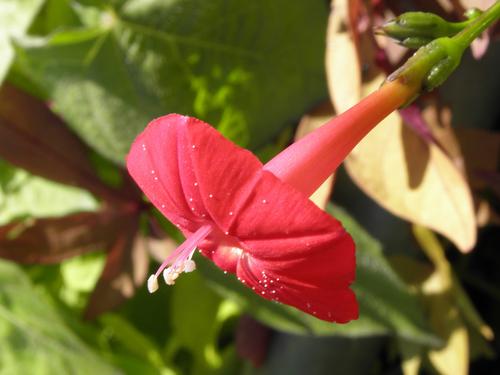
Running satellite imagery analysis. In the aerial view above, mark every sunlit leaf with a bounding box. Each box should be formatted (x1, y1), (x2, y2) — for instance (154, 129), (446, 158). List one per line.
(0, 0), (44, 83)
(326, 0), (362, 112)
(16, 0), (329, 163)
(344, 76), (476, 252)
(325, 2), (477, 252)
(0, 160), (97, 225)
(170, 271), (240, 374)
(0, 259), (118, 374)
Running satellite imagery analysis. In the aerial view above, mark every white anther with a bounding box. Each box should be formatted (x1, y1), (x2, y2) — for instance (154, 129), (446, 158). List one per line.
(184, 260), (196, 272)
(147, 275), (159, 293)
(163, 269), (179, 285)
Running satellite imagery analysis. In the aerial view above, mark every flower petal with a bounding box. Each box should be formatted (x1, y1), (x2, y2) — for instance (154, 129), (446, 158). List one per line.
(237, 252), (358, 323)
(127, 114), (357, 322)
(127, 115), (195, 229)
(227, 170), (357, 322)
(127, 114), (263, 234)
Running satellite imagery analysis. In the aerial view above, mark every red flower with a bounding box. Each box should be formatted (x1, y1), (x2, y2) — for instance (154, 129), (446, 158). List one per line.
(126, 80), (416, 323)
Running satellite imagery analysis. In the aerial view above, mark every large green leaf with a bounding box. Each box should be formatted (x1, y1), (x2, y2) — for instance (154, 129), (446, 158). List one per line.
(0, 159), (97, 225)
(197, 205), (440, 346)
(169, 271), (241, 375)
(0, 259), (118, 374)
(0, 0), (45, 83)
(15, 0), (328, 163)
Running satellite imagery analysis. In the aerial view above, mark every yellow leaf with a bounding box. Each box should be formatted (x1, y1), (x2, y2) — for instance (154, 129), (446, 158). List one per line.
(413, 226), (468, 375)
(325, 0), (361, 112)
(424, 272), (469, 375)
(398, 340), (423, 375)
(344, 76), (476, 252)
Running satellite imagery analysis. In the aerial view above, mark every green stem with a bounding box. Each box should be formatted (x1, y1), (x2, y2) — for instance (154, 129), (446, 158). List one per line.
(454, 1), (500, 48)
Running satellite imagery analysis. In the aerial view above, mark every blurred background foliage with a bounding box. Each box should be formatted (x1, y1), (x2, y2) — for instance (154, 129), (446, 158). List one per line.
(0, 0), (499, 374)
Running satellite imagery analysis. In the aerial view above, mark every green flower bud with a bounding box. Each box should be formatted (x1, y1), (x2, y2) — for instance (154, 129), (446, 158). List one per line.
(380, 12), (465, 48)
(388, 36), (465, 104)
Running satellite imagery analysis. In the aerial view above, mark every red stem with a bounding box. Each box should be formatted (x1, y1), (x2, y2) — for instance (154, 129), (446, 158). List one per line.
(264, 79), (418, 197)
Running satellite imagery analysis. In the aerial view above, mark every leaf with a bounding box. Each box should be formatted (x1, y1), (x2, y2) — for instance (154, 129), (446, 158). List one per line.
(0, 258), (118, 374)
(344, 76), (476, 252)
(0, 159), (97, 225)
(84, 218), (149, 320)
(398, 340), (423, 375)
(0, 0), (44, 83)
(412, 226), (473, 375)
(390, 250), (494, 369)
(15, 0), (329, 163)
(0, 84), (132, 203)
(99, 313), (168, 371)
(325, 0), (362, 112)
(325, 1), (476, 252)
(170, 271), (240, 374)
(423, 272), (469, 375)
(0, 210), (125, 264)
(198, 205), (439, 346)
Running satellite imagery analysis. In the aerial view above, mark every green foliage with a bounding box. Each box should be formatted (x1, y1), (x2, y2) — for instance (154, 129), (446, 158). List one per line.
(0, 259), (118, 374)
(14, 0), (328, 163)
(1, 1), (498, 373)
(0, 0), (44, 83)
(0, 159), (97, 225)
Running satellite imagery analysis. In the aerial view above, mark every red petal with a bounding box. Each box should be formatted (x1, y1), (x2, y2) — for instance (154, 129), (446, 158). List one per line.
(237, 251), (357, 323)
(230, 171), (357, 322)
(127, 114), (262, 233)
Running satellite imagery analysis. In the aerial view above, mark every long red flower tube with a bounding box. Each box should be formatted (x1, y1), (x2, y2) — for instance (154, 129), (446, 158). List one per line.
(126, 79), (417, 323)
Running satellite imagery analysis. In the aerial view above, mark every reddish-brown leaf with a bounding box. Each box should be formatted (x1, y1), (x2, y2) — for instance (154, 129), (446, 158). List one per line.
(0, 210), (124, 263)
(84, 217), (149, 320)
(0, 83), (134, 203)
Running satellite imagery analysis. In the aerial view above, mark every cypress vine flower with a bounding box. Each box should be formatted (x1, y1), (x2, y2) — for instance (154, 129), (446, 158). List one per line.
(126, 79), (416, 323)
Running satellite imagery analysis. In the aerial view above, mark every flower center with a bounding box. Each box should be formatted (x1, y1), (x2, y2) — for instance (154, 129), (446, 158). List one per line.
(147, 224), (213, 293)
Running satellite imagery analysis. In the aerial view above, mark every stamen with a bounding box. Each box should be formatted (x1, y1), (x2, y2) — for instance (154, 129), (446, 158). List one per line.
(147, 224), (212, 292)
(147, 274), (159, 293)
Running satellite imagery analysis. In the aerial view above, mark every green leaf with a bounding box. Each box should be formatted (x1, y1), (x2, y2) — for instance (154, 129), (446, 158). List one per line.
(0, 259), (118, 374)
(331, 205), (440, 346)
(0, 0), (45, 83)
(169, 271), (240, 374)
(0, 159), (98, 225)
(99, 313), (168, 371)
(28, 0), (82, 36)
(15, 0), (328, 163)
(197, 205), (440, 346)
